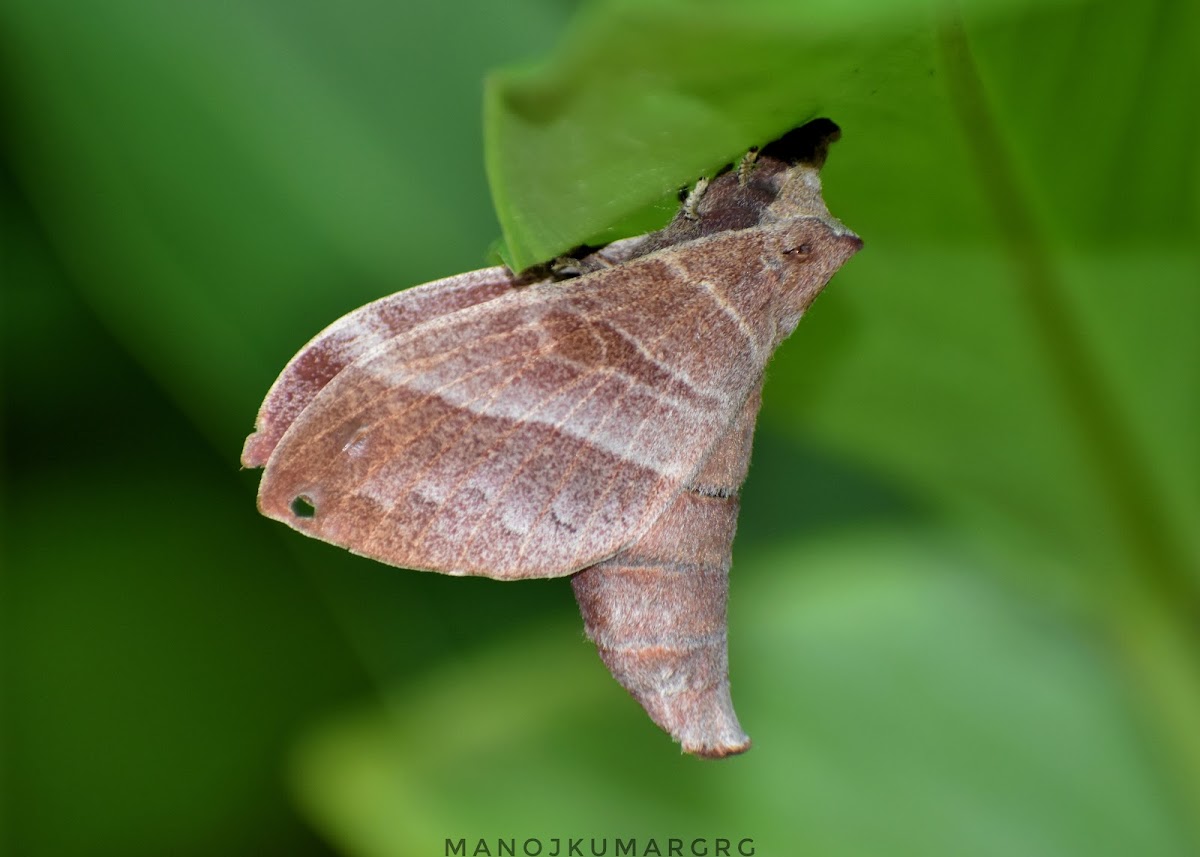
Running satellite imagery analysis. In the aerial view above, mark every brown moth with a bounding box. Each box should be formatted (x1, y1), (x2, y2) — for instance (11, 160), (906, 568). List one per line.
(243, 118), (861, 758)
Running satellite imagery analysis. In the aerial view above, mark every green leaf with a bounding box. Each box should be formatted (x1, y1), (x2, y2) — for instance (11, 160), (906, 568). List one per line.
(483, 0), (1089, 270)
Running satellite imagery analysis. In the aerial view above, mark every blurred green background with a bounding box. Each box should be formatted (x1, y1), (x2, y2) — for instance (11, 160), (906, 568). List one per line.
(2, 0), (1197, 855)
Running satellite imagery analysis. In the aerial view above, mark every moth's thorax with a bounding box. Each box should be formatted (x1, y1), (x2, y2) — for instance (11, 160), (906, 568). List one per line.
(765, 163), (855, 239)
(645, 156), (857, 257)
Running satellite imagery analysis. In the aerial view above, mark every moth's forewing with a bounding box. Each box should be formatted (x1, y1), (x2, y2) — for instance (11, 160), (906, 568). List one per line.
(252, 236), (783, 579)
(243, 267), (520, 469)
(243, 237), (658, 471)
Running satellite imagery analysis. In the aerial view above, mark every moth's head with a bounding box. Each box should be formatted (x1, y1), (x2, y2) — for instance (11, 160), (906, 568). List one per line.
(762, 199), (863, 341)
(766, 216), (862, 306)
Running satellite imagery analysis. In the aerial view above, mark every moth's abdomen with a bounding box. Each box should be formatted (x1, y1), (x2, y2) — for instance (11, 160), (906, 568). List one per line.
(572, 490), (747, 757)
(571, 387), (762, 757)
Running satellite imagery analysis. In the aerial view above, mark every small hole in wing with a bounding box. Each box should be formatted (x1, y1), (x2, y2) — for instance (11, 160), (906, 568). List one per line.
(291, 495), (317, 518)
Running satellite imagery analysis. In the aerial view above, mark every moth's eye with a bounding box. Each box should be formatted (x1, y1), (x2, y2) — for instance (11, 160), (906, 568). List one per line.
(290, 495), (317, 518)
(784, 242), (814, 258)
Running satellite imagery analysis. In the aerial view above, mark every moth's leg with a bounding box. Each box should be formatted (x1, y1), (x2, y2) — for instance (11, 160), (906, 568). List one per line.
(737, 146), (760, 186)
(571, 386), (763, 758)
(680, 176), (711, 221)
(549, 256), (590, 279)
(549, 234), (657, 279)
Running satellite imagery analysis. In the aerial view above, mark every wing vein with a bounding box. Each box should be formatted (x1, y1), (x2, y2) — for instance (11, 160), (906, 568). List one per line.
(508, 301), (716, 567)
(355, 341), (564, 550)
(396, 340), (613, 559)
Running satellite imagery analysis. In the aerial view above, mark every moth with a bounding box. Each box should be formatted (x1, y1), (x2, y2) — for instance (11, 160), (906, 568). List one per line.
(243, 118), (861, 758)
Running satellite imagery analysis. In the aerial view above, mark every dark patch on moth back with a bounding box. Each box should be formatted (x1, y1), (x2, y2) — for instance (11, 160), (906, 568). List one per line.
(759, 117), (841, 168)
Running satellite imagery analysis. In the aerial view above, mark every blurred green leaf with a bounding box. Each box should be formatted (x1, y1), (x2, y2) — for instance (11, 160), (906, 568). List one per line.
(0, 0), (574, 452)
(771, 0), (1200, 577)
(293, 534), (1193, 857)
(4, 456), (365, 855)
(774, 247), (1199, 588)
